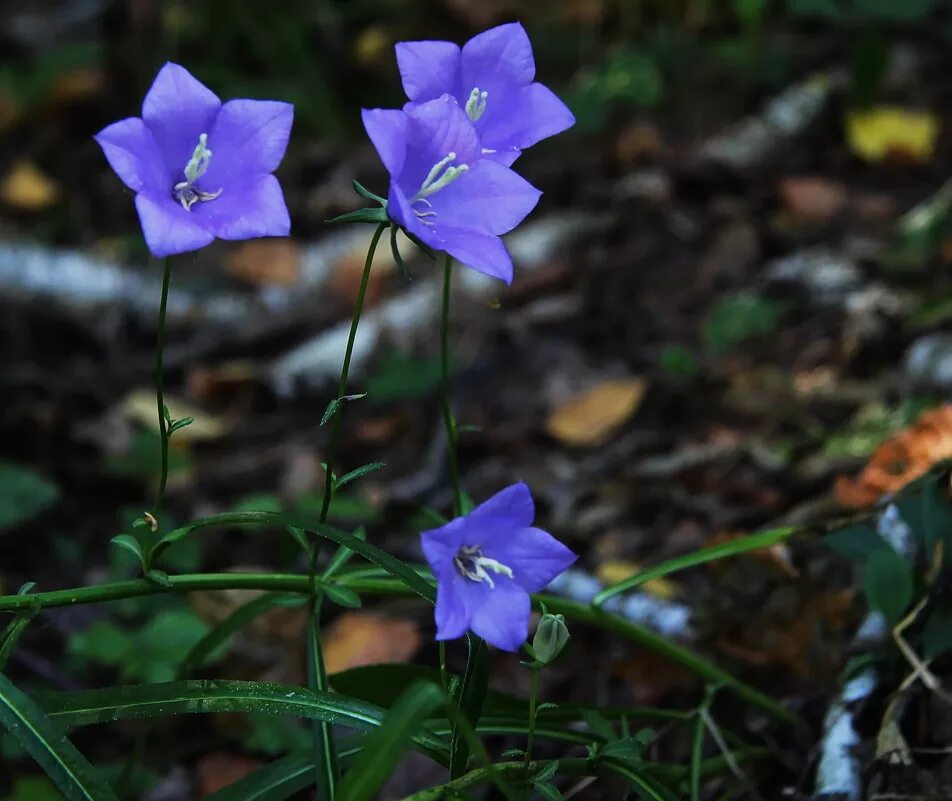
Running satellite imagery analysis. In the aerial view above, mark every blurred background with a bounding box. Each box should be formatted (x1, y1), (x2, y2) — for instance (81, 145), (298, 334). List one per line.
(5, 0), (952, 798)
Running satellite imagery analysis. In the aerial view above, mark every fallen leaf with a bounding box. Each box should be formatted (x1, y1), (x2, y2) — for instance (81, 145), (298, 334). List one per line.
(778, 176), (847, 223)
(323, 612), (421, 674)
(705, 532), (799, 578)
(187, 361), (258, 404)
(226, 240), (300, 286)
(546, 378), (646, 447)
(0, 160), (60, 211)
(189, 585), (307, 644)
(595, 560), (680, 599)
(196, 753), (260, 797)
(613, 649), (698, 705)
(835, 404), (952, 508)
(615, 122), (662, 163)
(846, 107), (939, 164)
(121, 390), (232, 442)
(48, 67), (104, 107)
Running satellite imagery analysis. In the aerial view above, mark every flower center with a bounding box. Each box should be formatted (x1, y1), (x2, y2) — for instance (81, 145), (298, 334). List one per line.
(465, 87), (488, 122)
(409, 151), (469, 225)
(172, 133), (222, 212)
(453, 545), (513, 589)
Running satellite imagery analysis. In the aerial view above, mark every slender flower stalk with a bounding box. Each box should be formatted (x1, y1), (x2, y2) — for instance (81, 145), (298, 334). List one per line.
(152, 257), (172, 525)
(307, 220), (387, 799)
(439, 255), (463, 516)
(524, 668), (540, 770)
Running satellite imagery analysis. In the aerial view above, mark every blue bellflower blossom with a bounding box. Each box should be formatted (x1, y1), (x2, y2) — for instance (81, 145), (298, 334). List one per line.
(396, 22), (575, 166)
(95, 63), (293, 258)
(421, 483), (576, 651)
(362, 95), (541, 283)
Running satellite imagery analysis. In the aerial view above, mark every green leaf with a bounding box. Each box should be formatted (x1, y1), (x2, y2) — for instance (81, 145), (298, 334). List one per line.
(825, 523), (888, 563)
(864, 547), (914, 625)
(338, 682), (445, 801)
(35, 681), (448, 763)
(323, 584), (362, 609)
(321, 393), (368, 426)
(703, 292), (786, 355)
(2, 776), (63, 801)
(366, 351), (444, 403)
(203, 751), (313, 801)
(179, 593), (304, 678)
(852, 0), (934, 21)
(146, 569), (172, 587)
(0, 672), (120, 801)
(534, 760), (560, 784)
(534, 782), (565, 801)
(450, 636), (489, 778)
(109, 535), (146, 570)
(167, 416), (194, 436)
(732, 0), (768, 27)
(0, 462), (59, 530)
(334, 462), (386, 491)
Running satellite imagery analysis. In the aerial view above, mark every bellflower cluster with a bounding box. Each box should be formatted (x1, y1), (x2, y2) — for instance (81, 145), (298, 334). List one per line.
(96, 63), (293, 258)
(362, 22), (575, 284)
(421, 483), (577, 651)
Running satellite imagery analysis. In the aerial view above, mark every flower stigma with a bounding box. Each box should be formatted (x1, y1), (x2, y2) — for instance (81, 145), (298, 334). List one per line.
(410, 152), (469, 224)
(465, 87), (488, 121)
(454, 545), (513, 589)
(173, 133), (223, 211)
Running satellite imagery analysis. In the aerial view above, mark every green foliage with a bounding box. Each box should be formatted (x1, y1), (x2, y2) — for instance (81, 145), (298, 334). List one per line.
(1, 777), (63, 801)
(659, 345), (699, 379)
(0, 462), (59, 530)
(68, 608), (211, 683)
(367, 351), (445, 403)
(863, 547), (914, 625)
(0, 673), (120, 801)
(241, 713), (310, 755)
(569, 49), (663, 132)
(789, 0), (936, 19)
(703, 292), (786, 354)
(105, 430), (190, 482)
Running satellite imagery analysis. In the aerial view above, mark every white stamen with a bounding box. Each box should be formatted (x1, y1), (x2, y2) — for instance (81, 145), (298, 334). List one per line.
(465, 87), (489, 121)
(454, 545), (514, 589)
(174, 133), (221, 211)
(420, 152), (457, 194)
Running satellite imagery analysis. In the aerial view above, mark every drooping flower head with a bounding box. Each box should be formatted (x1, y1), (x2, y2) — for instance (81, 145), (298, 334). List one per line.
(95, 63), (293, 258)
(362, 95), (540, 283)
(421, 482), (576, 651)
(396, 22), (575, 166)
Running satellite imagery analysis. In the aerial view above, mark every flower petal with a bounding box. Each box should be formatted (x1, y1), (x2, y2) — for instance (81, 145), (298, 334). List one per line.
(469, 482), (535, 530)
(434, 573), (472, 641)
(461, 23), (535, 93)
(191, 174), (290, 240)
(405, 95), (480, 168)
(362, 108), (410, 177)
(483, 82), (575, 153)
(201, 99), (293, 188)
(396, 40), (461, 102)
(134, 192), (215, 258)
(491, 527), (577, 593)
(469, 580), (530, 651)
(437, 225), (514, 284)
(142, 63), (221, 183)
(430, 159), (540, 235)
(421, 516), (468, 576)
(94, 117), (166, 194)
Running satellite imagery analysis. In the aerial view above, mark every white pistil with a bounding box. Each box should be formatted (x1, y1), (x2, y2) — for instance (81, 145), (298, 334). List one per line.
(414, 151), (469, 202)
(465, 87), (488, 121)
(454, 545), (514, 590)
(173, 132), (222, 211)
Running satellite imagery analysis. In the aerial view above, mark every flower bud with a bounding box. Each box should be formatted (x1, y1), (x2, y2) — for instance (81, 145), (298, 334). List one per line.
(532, 612), (569, 665)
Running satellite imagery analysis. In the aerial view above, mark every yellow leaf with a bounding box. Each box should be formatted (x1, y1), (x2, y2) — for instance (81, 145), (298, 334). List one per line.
(545, 378), (646, 447)
(324, 613), (421, 674)
(846, 107), (938, 164)
(0, 160), (60, 211)
(596, 560), (679, 600)
(121, 390), (231, 442)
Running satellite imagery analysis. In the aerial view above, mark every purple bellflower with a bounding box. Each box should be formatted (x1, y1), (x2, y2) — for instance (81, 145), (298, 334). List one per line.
(95, 63), (293, 258)
(421, 482), (576, 652)
(396, 22), (575, 166)
(362, 95), (541, 283)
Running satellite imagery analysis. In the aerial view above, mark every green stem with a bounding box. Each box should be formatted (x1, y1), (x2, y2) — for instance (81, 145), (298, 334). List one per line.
(319, 221), (387, 524)
(439, 254), (462, 516)
(439, 641), (448, 693)
(152, 256), (172, 523)
(524, 669), (539, 771)
(0, 571), (798, 725)
(309, 220), (386, 800)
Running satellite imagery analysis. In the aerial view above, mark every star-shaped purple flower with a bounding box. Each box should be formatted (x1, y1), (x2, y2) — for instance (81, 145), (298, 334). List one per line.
(396, 22), (575, 166)
(421, 482), (576, 652)
(95, 63), (293, 258)
(362, 95), (541, 283)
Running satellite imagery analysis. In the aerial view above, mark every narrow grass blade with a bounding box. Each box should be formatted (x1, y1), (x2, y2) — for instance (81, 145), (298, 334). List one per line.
(0, 672), (120, 801)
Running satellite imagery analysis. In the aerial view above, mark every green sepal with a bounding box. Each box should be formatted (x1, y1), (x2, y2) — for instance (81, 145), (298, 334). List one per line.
(326, 207), (389, 225)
